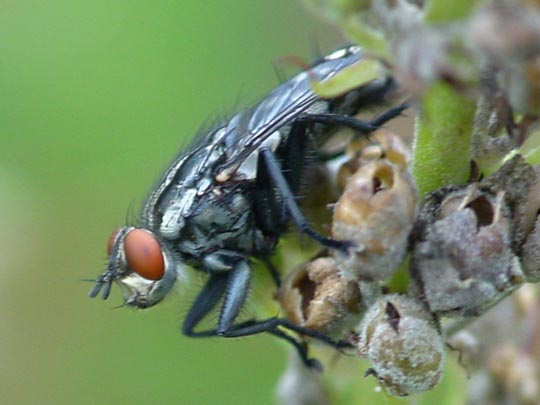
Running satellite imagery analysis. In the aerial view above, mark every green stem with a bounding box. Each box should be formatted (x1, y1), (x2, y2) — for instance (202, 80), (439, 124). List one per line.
(412, 82), (476, 197)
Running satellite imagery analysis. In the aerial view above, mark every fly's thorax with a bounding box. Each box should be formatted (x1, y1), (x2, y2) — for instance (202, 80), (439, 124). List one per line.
(143, 126), (229, 236)
(93, 226), (180, 308)
(175, 185), (259, 257)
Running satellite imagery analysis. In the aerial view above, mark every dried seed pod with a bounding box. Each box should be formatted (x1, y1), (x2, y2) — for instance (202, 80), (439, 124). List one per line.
(355, 294), (445, 397)
(337, 129), (410, 191)
(482, 157), (540, 245)
(277, 256), (365, 339)
(333, 160), (417, 282)
(411, 186), (525, 318)
(477, 156), (540, 269)
(521, 215), (540, 282)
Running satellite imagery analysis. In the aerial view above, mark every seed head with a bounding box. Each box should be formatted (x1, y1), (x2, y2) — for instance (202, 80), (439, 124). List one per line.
(355, 294), (445, 396)
(333, 159), (417, 282)
(277, 256), (365, 339)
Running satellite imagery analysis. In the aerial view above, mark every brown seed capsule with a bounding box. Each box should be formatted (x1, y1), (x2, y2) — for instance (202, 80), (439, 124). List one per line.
(480, 157), (540, 244)
(411, 186), (524, 317)
(332, 160), (417, 282)
(476, 156), (540, 281)
(355, 294), (445, 397)
(509, 162), (540, 248)
(277, 256), (365, 339)
(336, 129), (411, 191)
(521, 215), (540, 282)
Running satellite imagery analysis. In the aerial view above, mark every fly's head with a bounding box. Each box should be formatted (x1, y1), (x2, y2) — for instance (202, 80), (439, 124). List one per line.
(89, 226), (179, 308)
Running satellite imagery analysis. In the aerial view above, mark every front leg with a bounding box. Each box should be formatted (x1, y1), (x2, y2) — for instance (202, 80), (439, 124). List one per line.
(182, 273), (228, 337)
(182, 250), (251, 337)
(217, 258), (252, 334)
(183, 251), (351, 369)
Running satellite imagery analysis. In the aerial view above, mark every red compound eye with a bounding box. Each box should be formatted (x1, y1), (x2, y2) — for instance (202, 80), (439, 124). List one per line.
(123, 229), (165, 280)
(107, 227), (123, 256)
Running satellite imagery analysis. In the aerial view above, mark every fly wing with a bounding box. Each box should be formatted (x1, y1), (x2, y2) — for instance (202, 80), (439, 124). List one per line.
(218, 46), (363, 176)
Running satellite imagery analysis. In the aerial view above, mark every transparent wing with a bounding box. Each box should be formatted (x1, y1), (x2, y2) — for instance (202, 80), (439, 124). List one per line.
(219, 46), (363, 173)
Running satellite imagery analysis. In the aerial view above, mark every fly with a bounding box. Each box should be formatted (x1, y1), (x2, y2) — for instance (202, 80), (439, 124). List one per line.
(89, 45), (407, 368)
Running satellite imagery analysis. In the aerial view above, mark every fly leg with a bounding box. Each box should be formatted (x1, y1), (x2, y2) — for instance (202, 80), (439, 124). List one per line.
(261, 257), (281, 287)
(216, 259), (252, 334)
(181, 256), (318, 367)
(182, 273), (228, 337)
(296, 101), (409, 137)
(214, 260), (338, 349)
(185, 317), (320, 369)
(212, 317), (351, 349)
(254, 118), (314, 237)
(201, 316), (352, 369)
(328, 76), (398, 115)
(215, 260), (344, 346)
(182, 251), (252, 337)
(258, 147), (351, 251)
(255, 103), (409, 252)
(182, 252), (349, 369)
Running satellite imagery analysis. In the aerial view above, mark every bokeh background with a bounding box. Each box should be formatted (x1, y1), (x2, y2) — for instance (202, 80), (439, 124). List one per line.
(0, 1), (333, 404)
(1, 2), (465, 404)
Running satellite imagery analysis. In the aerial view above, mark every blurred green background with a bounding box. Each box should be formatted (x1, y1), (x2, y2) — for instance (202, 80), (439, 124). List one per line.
(1, 2), (466, 404)
(0, 1), (333, 404)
